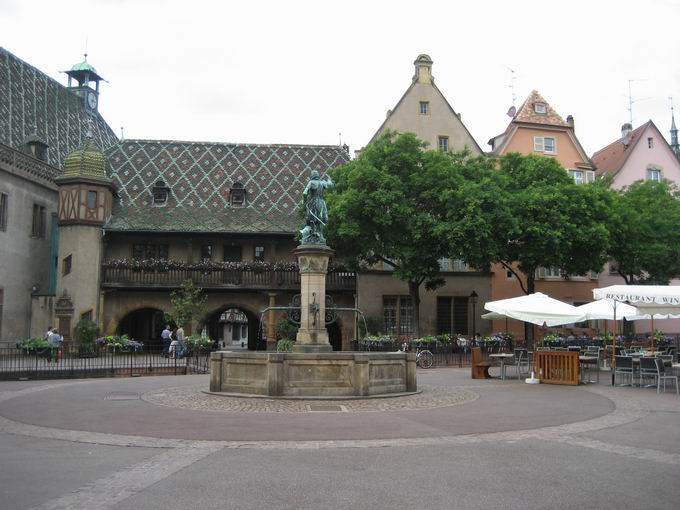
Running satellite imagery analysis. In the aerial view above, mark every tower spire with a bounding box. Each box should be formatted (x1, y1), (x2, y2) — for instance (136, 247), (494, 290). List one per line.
(671, 97), (679, 157)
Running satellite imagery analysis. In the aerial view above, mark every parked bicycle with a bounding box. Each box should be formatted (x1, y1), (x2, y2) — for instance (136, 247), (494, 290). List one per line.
(401, 342), (434, 369)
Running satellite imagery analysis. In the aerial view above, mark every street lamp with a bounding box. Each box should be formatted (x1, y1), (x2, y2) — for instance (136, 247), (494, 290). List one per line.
(470, 291), (478, 340)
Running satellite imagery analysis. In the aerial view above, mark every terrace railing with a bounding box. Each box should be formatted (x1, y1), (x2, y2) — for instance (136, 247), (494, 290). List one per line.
(102, 264), (356, 291)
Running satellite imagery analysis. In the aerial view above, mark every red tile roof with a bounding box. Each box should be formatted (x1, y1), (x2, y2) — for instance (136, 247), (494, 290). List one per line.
(591, 122), (649, 176)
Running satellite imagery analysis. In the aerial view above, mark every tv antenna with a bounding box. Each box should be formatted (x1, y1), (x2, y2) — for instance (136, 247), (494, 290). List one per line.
(504, 64), (517, 108)
(626, 79), (650, 126)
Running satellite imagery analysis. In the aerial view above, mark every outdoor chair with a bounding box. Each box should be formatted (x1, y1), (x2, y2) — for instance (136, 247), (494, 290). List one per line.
(659, 354), (673, 369)
(639, 357), (658, 388)
(614, 356), (634, 386)
(580, 354), (600, 384)
(471, 347), (492, 379)
(512, 348), (530, 380)
(654, 358), (679, 395)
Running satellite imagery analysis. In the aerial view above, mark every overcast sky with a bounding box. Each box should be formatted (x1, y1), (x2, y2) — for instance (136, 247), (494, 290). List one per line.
(3, 0), (679, 156)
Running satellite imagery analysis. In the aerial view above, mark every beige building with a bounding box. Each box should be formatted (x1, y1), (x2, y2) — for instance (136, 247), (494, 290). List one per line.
(358, 55), (491, 338)
(366, 54), (482, 155)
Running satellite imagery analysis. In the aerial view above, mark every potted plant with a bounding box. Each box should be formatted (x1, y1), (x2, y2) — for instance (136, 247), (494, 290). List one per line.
(74, 319), (99, 358)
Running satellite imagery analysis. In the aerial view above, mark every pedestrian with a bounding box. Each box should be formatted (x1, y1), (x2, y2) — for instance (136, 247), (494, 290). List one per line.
(161, 324), (172, 356)
(44, 326), (53, 341)
(176, 325), (185, 346)
(47, 328), (62, 363)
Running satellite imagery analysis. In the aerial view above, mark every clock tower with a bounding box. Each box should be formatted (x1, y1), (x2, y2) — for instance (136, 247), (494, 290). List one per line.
(63, 54), (106, 114)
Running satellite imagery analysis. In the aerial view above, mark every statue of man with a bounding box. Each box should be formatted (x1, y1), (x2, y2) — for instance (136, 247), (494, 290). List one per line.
(301, 170), (333, 244)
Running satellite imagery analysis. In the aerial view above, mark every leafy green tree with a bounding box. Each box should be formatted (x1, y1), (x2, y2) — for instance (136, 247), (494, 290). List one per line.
(608, 179), (680, 284)
(326, 131), (458, 337)
(166, 279), (207, 334)
(494, 153), (613, 295)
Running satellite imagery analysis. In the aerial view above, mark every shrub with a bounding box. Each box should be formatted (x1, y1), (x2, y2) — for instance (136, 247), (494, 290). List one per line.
(275, 317), (298, 341)
(276, 339), (295, 352)
(74, 319), (98, 345)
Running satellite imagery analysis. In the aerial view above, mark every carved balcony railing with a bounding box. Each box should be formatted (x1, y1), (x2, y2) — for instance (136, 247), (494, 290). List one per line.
(101, 263), (356, 291)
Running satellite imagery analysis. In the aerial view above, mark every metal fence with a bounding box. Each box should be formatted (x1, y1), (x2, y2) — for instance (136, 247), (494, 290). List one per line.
(0, 345), (212, 381)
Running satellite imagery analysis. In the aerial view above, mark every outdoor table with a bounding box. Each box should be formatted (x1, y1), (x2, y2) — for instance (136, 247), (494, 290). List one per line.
(579, 355), (599, 384)
(489, 353), (514, 380)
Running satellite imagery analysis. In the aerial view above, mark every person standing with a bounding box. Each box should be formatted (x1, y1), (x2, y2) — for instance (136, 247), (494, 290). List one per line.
(161, 325), (172, 356)
(46, 328), (62, 363)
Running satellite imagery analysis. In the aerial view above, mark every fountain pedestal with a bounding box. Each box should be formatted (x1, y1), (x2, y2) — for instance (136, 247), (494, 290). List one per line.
(292, 244), (334, 353)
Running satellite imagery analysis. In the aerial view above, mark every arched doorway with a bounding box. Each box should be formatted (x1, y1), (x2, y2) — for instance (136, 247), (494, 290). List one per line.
(202, 306), (260, 350)
(118, 308), (166, 350)
(327, 319), (342, 351)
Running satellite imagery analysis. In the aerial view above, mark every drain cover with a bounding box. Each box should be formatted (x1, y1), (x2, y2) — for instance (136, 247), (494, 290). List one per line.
(104, 393), (140, 401)
(306, 404), (347, 413)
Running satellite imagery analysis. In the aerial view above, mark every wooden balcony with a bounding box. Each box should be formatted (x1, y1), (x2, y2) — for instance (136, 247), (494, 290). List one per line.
(101, 263), (356, 291)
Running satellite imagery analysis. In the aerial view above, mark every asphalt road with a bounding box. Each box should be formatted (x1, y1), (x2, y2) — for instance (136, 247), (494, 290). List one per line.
(0, 369), (678, 510)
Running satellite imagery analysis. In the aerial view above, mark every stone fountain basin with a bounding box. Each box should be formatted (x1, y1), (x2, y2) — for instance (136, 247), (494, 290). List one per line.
(209, 351), (417, 398)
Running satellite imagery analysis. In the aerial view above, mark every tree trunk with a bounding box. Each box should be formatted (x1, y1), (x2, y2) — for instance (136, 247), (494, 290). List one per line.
(408, 280), (421, 339)
(524, 274), (536, 348)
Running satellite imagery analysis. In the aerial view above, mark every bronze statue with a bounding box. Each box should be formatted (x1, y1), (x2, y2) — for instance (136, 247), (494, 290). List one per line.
(300, 170), (333, 244)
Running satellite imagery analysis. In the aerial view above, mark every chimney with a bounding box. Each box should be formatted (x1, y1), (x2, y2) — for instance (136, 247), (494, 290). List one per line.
(621, 123), (633, 147)
(566, 115), (574, 129)
(413, 54), (433, 84)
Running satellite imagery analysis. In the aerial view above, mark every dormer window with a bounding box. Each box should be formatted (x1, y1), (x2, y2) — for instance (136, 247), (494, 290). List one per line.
(534, 103), (546, 114)
(152, 180), (170, 206)
(230, 182), (246, 208)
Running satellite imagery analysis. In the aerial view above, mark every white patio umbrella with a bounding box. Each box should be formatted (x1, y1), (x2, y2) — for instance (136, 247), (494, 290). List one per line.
(484, 292), (583, 327)
(575, 299), (639, 321)
(593, 285), (680, 353)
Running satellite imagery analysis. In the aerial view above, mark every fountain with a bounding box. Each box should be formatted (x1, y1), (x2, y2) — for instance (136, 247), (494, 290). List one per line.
(209, 170), (417, 398)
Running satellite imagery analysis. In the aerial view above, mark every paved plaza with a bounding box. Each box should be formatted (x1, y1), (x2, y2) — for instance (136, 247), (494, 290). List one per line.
(0, 368), (679, 510)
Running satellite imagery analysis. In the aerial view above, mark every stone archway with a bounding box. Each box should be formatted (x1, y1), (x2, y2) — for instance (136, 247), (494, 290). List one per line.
(117, 307), (166, 349)
(327, 318), (342, 351)
(201, 305), (261, 351)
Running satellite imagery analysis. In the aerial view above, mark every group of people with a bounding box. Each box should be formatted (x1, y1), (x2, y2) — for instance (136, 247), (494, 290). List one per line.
(44, 326), (63, 363)
(161, 324), (185, 358)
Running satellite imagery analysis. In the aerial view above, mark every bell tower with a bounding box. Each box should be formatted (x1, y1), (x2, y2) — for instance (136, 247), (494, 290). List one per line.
(54, 130), (115, 340)
(63, 54), (106, 115)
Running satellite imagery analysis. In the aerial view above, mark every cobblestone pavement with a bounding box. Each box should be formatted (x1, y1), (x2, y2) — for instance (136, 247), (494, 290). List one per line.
(141, 384), (479, 413)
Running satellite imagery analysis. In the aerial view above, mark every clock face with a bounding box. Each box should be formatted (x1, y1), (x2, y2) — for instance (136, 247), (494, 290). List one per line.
(87, 92), (97, 109)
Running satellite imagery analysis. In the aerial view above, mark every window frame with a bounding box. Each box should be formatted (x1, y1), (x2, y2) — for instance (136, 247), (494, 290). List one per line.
(0, 192), (7, 231)
(87, 190), (98, 210)
(62, 254), (72, 276)
(438, 136), (449, 153)
(254, 245), (265, 261)
(200, 244), (213, 261)
(31, 203), (46, 238)
(419, 101), (429, 115)
(132, 243), (169, 260)
(646, 167), (662, 182)
(569, 169), (584, 185)
(533, 136), (556, 154)
(534, 103), (547, 114)
(647, 137), (654, 149)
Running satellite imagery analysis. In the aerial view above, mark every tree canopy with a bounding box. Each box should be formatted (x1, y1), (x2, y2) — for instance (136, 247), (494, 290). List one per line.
(326, 131), (457, 337)
(608, 179), (680, 284)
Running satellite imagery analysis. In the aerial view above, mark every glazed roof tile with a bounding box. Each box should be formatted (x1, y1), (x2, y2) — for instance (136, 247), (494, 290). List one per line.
(513, 90), (569, 127)
(104, 140), (350, 233)
(0, 47), (118, 169)
(591, 122), (649, 176)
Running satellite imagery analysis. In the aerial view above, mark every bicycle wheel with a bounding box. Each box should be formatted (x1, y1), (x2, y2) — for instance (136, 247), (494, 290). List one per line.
(418, 350), (434, 369)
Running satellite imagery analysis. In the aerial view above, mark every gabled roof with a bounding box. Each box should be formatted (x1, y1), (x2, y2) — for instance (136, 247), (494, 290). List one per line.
(591, 122), (649, 177)
(488, 90), (592, 168)
(104, 140), (350, 233)
(366, 71), (482, 154)
(591, 120), (680, 177)
(0, 47), (118, 169)
(513, 90), (569, 127)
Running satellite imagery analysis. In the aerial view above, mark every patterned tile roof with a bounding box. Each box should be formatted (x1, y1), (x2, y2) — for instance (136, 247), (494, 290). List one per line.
(0, 47), (118, 169)
(104, 140), (350, 233)
(62, 136), (109, 180)
(513, 90), (569, 127)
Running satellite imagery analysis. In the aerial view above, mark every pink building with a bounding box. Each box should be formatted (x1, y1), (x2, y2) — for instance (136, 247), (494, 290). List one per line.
(592, 119), (680, 334)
